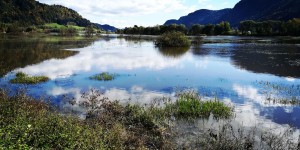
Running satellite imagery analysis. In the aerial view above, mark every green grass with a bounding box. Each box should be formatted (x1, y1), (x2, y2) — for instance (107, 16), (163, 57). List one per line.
(68, 25), (85, 30)
(10, 72), (49, 84)
(44, 23), (66, 29)
(44, 23), (85, 31)
(165, 92), (233, 119)
(90, 72), (116, 81)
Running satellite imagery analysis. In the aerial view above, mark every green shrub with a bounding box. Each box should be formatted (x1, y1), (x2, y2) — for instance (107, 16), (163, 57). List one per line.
(10, 72), (49, 84)
(155, 31), (191, 47)
(84, 25), (95, 37)
(0, 89), (170, 149)
(59, 27), (77, 36)
(0, 90), (106, 149)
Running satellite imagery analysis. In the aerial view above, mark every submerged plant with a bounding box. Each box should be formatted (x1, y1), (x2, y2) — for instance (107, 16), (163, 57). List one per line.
(10, 72), (49, 84)
(90, 72), (117, 81)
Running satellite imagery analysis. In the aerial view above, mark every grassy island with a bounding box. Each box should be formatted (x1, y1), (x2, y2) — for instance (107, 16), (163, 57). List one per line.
(10, 72), (49, 84)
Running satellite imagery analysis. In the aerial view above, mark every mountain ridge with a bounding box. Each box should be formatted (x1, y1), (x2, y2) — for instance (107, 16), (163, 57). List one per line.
(164, 0), (300, 27)
(0, 0), (91, 26)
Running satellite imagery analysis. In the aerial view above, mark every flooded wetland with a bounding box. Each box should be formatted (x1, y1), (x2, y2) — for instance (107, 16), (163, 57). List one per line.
(1, 35), (300, 148)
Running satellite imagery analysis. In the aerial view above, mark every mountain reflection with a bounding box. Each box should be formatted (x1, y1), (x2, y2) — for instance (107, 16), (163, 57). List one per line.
(193, 43), (300, 78)
(0, 36), (96, 77)
(231, 44), (300, 78)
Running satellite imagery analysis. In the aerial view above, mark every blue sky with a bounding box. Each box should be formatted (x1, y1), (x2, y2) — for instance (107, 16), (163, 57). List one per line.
(37, 0), (240, 28)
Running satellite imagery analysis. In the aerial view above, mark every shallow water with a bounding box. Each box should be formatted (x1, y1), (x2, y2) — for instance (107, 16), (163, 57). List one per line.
(1, 35), (300, 130)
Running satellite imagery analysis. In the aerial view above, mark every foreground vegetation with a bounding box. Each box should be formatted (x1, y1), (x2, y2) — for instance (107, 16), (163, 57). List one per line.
(10, 72), (49, 84)
(1, 88), (299, 149)
(0, 88), (234, 149)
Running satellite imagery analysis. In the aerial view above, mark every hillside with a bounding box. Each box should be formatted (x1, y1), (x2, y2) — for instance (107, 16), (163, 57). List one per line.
(0, 0), (91, 26)
(165, 9), (231, 27)
(164, 0), (300, 27)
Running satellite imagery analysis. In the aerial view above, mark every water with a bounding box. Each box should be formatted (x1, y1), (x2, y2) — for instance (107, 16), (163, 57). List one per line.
(1, 35), (300, 130)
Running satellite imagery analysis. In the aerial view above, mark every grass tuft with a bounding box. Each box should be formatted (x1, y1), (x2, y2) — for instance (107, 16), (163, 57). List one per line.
(90, 72), (116, 81)
(10, 72), (49, 84)
(166, 92), (233, 119)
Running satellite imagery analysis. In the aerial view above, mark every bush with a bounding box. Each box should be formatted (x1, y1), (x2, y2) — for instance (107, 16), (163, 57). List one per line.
(0, 90), (106, 149)
(155, 31), (191, 47)
(6, 24), (23, 34)
(84, 25), (94, 37)
(59, 27), (77, 36)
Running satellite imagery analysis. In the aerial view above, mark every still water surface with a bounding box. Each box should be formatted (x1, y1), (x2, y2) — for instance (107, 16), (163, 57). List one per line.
(1, 35), (300, 130)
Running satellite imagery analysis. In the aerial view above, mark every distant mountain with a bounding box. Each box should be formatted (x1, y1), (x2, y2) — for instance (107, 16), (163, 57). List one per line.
(164, 0), (300, 27)
(224, 0), (300, 25)
(94, 24), (117, 32)
(165, 9), (231, 27)
(0, 0), (91, 26)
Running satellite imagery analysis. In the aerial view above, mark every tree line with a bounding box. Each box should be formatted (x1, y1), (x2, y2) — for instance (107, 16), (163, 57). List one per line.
(239, 19), (300, 36)
(116, 19), (300, 36)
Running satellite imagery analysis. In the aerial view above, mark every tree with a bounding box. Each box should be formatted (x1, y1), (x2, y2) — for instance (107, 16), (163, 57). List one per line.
(202, 24), (215, 35)
(85, 25), (94, 37)
(189, 24), (202, 35)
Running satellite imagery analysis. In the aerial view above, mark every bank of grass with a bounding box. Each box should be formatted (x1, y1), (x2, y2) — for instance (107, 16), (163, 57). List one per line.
(90, 72), (116, 81)
(10, 72), (49, 84)
(44, 23), (85, 30)
(155, 31), (191, 47)
(0, 89), (233, 149)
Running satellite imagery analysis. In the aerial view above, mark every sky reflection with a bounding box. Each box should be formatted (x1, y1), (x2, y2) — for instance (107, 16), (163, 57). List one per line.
(1, 37), (300, 129)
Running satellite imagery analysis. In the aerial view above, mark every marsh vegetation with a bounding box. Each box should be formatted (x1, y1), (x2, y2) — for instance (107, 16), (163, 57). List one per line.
(89, 72), (117, 81)
(10, 72), (49, 84)
(0, 89), (233, 149)
(155, 31), (191, 47)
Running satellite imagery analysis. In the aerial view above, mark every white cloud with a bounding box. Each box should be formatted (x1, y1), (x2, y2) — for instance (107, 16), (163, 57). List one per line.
(48, 86), (173, 105)
(37, 0), (195, 27)
(285, 77), (296, 82)
(233, 84), (296, 112)
(14, 39), (185, 79)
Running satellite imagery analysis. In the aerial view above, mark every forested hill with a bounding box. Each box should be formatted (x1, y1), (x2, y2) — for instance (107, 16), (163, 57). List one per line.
(165, 0), (300, 27)
(0, 0), (91, 26)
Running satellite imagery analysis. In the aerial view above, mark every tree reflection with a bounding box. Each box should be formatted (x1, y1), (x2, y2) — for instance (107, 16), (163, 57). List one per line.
(157, 47), (189, 58)
(0, 36), (96, 77)
(192, 43), (300, 78)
